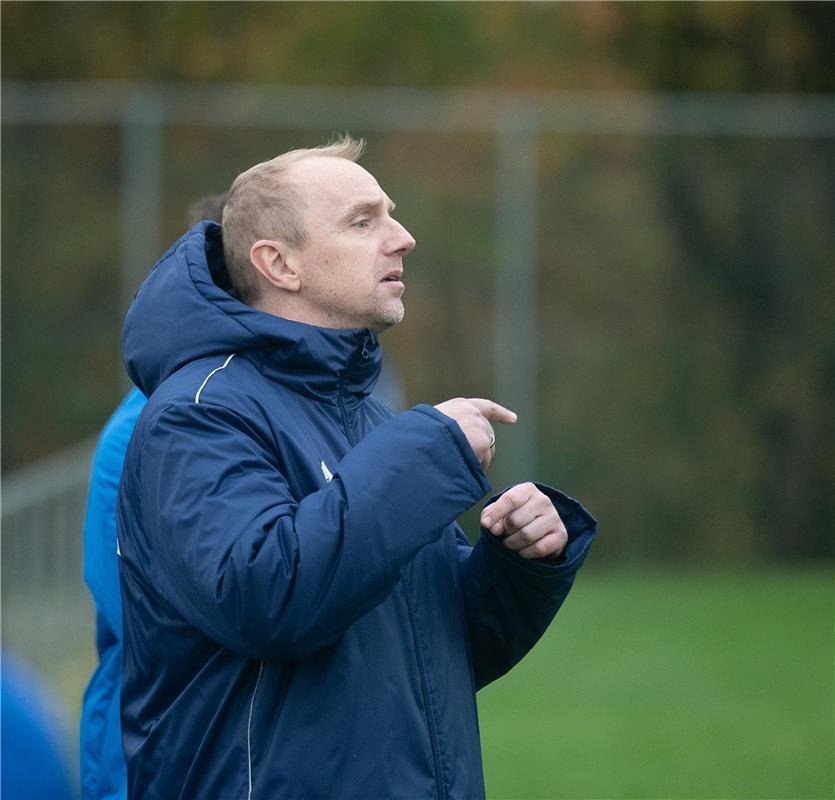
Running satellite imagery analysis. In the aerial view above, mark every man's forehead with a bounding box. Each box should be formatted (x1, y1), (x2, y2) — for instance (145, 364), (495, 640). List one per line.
(288, 156), (382, 202)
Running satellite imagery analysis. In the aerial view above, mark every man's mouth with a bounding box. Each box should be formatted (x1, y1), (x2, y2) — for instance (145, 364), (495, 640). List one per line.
(381, 270), (403, 283)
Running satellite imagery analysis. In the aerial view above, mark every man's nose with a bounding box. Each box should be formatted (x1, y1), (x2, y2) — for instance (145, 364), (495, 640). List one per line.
(386, 220), (416, 256)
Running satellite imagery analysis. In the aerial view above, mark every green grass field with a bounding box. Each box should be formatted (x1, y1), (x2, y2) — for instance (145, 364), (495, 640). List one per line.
(7, 566), (832, 798)
(477, 567), (834, 800)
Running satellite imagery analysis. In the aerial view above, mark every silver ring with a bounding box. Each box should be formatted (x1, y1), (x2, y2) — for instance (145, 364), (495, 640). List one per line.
(488, 433), (496, 448)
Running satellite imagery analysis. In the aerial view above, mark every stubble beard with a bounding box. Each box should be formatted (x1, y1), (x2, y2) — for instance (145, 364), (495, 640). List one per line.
(368, 299), (405, 333)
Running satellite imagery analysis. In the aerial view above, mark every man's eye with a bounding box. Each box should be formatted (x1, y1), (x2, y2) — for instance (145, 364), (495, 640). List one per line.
(352, 219), (371, 229)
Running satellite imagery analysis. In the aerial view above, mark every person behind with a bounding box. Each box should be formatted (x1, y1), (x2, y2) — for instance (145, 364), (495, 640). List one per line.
(79, 194), (226, 800)
(117, 136), (597, 799)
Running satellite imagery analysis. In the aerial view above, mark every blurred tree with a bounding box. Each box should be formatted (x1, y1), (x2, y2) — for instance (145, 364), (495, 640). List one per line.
(652, 138), (834, 558)
(3, 3), (833, 91)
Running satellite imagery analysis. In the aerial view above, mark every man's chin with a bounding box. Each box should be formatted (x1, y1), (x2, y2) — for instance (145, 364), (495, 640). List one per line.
(369, 305), (405, 333)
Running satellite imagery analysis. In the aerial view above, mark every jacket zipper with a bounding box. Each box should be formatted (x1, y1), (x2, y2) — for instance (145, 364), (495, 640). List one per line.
(404, 589), (445, 800)
(336, 332), (371, 447)
(336, 375), (357, 446)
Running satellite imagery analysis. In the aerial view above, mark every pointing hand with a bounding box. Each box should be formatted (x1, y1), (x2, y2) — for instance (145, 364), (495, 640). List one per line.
(434, 397), (517, 470)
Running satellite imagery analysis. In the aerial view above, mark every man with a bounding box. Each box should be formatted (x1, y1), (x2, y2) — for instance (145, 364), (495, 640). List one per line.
(82, 186), (407, 800)
(117, 136), (597, 799)
(80, 194), (226, 800)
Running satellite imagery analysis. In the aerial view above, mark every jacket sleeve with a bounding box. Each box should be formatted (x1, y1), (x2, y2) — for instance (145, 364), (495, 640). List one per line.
(456, 483), (597, 690)
(131, 402), (490, 661)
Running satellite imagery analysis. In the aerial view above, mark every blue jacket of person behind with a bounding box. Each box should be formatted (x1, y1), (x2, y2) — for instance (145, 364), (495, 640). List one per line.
(117, 221), (597, 799)
(81, 387), (146, 800)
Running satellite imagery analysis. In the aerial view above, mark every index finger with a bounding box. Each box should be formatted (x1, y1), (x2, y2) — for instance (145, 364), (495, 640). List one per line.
(480, 483), (537, 530)
(468, 398), (518, 425)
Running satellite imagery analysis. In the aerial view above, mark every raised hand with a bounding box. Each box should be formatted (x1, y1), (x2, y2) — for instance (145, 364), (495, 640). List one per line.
(434, 397), (517, 470)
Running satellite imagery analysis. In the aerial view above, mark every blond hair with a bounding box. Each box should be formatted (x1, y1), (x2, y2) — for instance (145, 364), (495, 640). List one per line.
(222, 135), (366, 304)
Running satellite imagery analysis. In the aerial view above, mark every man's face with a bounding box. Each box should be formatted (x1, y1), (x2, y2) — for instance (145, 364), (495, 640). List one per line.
(284, 156), (416, 332)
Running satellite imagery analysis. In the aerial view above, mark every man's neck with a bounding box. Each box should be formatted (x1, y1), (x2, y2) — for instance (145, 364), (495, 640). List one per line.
(252, 294), (364, 332)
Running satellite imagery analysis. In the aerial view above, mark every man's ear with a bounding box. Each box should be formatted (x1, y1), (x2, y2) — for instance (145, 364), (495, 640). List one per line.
(249, 240), (301, 293)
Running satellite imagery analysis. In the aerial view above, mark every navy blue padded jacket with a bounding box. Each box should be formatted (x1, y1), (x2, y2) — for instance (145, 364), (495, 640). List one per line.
(117, 222), (597, 800)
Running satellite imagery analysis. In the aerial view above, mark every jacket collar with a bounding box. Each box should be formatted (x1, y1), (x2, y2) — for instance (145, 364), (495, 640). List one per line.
(251, 324), (382, 403)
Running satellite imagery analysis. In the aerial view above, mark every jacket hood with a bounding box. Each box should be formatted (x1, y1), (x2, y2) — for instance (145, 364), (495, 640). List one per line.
(122, 221), (382, 399)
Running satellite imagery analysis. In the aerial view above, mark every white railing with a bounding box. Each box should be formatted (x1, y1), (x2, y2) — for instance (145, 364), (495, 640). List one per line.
(2, 436), (98, 772)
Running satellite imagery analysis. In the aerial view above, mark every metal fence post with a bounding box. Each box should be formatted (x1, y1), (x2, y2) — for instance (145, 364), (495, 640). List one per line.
(120, 91), (163, 384)
(493, 110), (539, 486)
